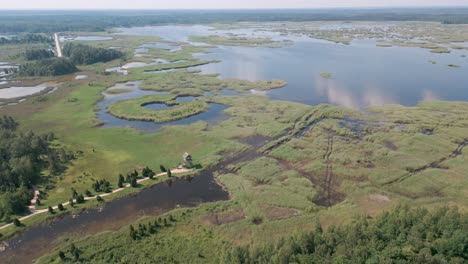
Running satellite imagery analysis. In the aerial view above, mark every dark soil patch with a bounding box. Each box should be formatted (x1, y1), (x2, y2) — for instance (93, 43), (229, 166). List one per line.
(251, 216), (263, 225)
(383, 141), (398, 151)
(261, 204), (302, 221)
(253, 178), (272, 186)
(421, 129), (434, 135)
(206, 208), (245, 225)
(237, 134), (272, 148)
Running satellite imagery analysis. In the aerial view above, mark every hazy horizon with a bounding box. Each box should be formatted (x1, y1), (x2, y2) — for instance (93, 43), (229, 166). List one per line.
(2, 0), (468, 10)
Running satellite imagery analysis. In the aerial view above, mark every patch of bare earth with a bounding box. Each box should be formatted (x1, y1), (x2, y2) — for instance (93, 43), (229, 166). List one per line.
(261, 204), (302, 221)
(383, 141), (398, 151)
(205, 208), (245, 225)
(368, 194), (391, 203)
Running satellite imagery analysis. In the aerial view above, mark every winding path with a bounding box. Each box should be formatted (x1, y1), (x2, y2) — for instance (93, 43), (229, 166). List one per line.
(0, 168), (191, 231)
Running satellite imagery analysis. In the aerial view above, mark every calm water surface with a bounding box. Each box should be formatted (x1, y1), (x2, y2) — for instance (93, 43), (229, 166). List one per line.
(118, 25), (468, 108)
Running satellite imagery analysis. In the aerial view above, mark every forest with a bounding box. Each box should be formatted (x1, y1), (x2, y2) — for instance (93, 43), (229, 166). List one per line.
(0, 33), (52, 44)
(62, 42), (124, 65)
(24, 48), (55, 61)
(17, 43), (123, 76)
(18, 57), (78, 76)
(0, 116), (71, 222)
(0, 8), (468, 33)
(221, 206), (468, 264)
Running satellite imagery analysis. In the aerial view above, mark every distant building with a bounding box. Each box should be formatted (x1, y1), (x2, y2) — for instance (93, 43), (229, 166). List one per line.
(183, 152), (193, 168)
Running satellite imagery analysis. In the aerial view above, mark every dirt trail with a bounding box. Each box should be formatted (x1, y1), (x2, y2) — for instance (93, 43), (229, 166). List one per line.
(276, 130), (344, 207)
(314, 131), (345, 207)
(54, 33), (63, 58)
(27, 186), (40, 213)
(0, 168), (191, 231)
(385, 140), (468, 185)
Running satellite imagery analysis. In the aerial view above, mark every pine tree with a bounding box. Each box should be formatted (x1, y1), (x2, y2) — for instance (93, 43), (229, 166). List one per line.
(13, 218), (21, 227)
(129, 225), (137, 240)
(118, 174), (124, 188)
(58, 250), (66, 260)
(130, 177), (138, 188)
(70, 243), (77, 254)
(71, 188), (78, 199)
(73, 251), (80, 261)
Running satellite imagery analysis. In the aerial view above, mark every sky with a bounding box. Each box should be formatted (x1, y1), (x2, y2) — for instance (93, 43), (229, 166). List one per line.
(2, 0), (468, 10)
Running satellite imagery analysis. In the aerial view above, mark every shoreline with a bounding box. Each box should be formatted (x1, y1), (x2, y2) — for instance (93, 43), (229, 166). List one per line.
(0, 168), (192, 234)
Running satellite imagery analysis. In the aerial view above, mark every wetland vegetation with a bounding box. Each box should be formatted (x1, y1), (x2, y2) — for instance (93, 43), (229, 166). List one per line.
(107, 94), (209, 123)
(0, 9), (468, 264)
(188, 35), (290, 47)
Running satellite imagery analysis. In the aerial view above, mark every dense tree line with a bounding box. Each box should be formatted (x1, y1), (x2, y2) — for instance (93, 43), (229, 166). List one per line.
(1, 9), (468, 33)
(18, 57), (78, 76)
(24, 49), (54, 61)
(221, 206), (468, 264)
(62, 42), (124, 65)
(0, 33), (52, 45)
(0, 116), (71, 222)
(129, 216), (175, 241)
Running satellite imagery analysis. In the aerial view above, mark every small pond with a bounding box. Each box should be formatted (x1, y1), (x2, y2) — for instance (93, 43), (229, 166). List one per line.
(98, 81), (229, 131)
(0, 84), (49, 99)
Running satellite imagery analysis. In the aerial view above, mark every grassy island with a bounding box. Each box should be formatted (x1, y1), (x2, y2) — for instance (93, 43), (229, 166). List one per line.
(107, 94), (210, 123)
(139, 70), (287, 94)
(320, 72), (333, 79)
(189, 35), (278, 47)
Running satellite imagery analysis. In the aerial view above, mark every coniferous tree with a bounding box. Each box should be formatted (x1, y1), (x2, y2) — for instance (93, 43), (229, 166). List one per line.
(13, 218), (21, 227)
(130, 177), (138, 188)
(58, 251), (66, 260)
(129, 225), (137, 240)
(118, 174), (124, 188)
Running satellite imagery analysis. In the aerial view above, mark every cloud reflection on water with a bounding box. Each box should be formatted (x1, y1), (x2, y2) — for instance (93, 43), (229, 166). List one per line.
(314, 76), (397, 109)
(421, 90), (441, 102)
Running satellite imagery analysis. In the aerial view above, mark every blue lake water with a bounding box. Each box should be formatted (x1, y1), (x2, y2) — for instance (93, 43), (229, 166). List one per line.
(98, 81), (228, 131)
(140, 42), (182, 51)
(117, 25), (468, 108)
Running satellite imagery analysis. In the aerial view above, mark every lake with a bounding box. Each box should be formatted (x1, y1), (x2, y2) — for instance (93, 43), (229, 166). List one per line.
(118, 25), (468, 108)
